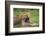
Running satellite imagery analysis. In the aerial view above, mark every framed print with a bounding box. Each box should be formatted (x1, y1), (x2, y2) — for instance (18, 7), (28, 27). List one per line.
(5, 1), (45, 35)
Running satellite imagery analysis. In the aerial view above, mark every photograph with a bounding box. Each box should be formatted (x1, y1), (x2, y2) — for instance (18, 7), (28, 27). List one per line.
(5, 1), (45, 35)
(13, 8), (39, 28)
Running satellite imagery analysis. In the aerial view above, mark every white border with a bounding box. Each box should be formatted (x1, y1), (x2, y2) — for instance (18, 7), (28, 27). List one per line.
(10, 5), (43, 32)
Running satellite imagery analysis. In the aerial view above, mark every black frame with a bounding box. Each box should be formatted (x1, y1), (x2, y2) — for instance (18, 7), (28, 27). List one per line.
(5, 1), (45, 35)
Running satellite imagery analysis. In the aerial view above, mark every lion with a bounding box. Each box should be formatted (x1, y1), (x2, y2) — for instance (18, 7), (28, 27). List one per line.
(13, 12), (32, 27)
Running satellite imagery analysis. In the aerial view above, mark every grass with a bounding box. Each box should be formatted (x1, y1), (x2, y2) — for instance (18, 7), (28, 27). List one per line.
(13, 8), (39, 28)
